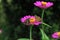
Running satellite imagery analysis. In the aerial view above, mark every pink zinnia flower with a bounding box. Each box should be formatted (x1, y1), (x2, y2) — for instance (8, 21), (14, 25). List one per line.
(52, 32), (60, 39)
(34, 1), (53, 9)
(20, 15), (42, 25)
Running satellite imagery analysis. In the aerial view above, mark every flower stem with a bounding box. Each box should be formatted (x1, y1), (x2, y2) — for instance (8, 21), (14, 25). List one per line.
(41, 9), (45, 30)
(30, 25), (33, 40)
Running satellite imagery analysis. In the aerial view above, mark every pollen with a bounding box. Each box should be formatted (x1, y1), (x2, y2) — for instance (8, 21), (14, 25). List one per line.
(29, 18), (35, 23)
(41, 1), (47, 6)
(57, 32), (60, 37)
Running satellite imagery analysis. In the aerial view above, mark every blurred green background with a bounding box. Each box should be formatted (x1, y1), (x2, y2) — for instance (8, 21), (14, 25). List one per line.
(0, 0), (60, 40)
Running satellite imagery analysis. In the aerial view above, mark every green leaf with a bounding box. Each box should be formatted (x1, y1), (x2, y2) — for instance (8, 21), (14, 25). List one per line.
(40, 29), (50, 40)
(42, 22), (51, 28)
(18, 38), (30, 40)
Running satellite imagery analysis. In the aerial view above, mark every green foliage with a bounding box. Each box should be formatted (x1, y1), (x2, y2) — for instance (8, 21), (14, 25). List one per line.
(18, 38), (29, 40)
(40, 29), (50, 40)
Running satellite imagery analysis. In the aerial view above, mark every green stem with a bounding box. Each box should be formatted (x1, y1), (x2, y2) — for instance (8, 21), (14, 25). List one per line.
(30, 25), (33, 40)
(41, 9), (45, 30)
(41, 9), (52, 28)
(41, 9), (45, 40)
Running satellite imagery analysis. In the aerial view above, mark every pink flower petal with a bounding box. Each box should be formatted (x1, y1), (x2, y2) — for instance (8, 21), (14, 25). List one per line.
(34, 1), (41, 7)
(34, 22), (42, 25)
(52, 32), (59, 39)
(20, 15), (31, 23)
(46, 2), (53, 8)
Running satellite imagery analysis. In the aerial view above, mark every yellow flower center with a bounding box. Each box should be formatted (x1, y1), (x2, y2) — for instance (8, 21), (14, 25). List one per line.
(42, 1), (47, 6)
(57, 32), (60, 37)
(29, 18), (35, 23)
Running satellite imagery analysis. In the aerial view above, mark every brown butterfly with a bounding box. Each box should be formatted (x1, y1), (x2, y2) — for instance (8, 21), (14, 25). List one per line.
(34, 15), (42, 22)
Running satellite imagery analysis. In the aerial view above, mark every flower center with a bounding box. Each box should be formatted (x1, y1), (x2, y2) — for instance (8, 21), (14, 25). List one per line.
(41, 1), (47, 6)
(29, 18), (35, 23)
(57, 32), (60, 37)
